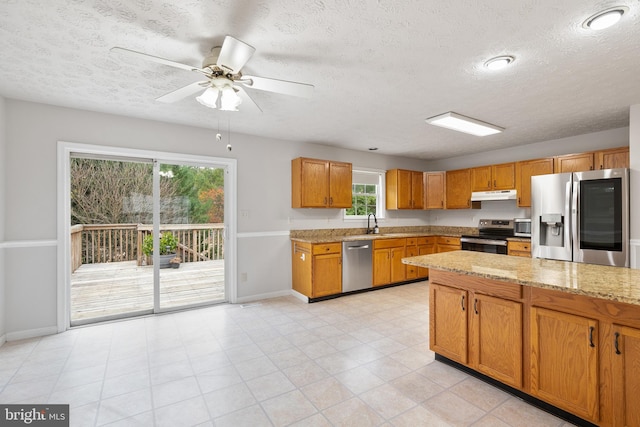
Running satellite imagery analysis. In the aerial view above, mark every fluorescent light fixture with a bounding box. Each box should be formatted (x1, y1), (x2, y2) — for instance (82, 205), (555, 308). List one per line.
(425, 112), (504, 136)
(484, 55), (515, 70)
(583, 6), (628, 30)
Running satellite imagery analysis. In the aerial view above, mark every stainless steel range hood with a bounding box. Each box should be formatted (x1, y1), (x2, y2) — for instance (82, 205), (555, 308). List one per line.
(471, 189), (517, 201)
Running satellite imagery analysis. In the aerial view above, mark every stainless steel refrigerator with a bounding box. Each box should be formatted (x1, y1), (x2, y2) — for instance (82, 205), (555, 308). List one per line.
(531, 168), (629, 267)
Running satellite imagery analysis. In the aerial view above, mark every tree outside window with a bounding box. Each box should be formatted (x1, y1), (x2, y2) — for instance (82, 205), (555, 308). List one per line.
(345, 183), (377, 216)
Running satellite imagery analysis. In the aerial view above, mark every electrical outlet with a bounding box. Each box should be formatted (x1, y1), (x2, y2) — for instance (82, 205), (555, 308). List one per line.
(240, 210), (249, 218)
(240, 272), (248, 282)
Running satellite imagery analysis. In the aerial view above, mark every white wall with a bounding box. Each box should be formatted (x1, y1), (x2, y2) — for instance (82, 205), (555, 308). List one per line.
(0, 96), (6, 344)
(630, 104), (640, 268)
(3, 99), (431, 336)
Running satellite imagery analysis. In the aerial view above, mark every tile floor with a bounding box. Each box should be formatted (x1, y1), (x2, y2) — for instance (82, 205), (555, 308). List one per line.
(0, 282), (577, 426)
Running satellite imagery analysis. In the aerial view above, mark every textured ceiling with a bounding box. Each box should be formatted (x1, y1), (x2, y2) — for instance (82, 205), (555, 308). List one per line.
(1, 0), (639, 160)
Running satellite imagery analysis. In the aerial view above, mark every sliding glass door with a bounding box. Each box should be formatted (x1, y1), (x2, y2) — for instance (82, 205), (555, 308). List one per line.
(158, 163), (226, 310)
(68, 153), (228, 326)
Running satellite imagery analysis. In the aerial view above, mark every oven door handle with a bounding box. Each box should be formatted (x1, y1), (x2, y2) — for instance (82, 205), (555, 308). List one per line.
(460, 237), (508, 246)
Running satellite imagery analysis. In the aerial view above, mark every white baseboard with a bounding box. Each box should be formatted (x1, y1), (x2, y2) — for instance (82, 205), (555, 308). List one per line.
(6, 326), (58, 342)
(234, 290), (292, 304)
(290, 289), (310, 303)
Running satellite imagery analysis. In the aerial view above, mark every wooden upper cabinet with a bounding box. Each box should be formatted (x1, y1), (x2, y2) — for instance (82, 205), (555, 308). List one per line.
(446, 169), (472, 209)
(471, 166), (492, 192)
(386, 169), (424, 210)
(515, 158), (554, 207)
(492, 162), (516, 190)
(471, 163), (515, 192)
(328, 161), (353, 208)
(291, 157), (352, 208)
(424, 171), (446, 209)
(554, 152), (595, 173)
(411, 171), (424, 209)
(597, 146), (629, 170)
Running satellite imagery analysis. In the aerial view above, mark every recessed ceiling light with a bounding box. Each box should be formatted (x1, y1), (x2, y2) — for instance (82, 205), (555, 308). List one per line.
(583, 6), (628, 30)
(484, 55), (515, 70)
(425, 112), (504, 136)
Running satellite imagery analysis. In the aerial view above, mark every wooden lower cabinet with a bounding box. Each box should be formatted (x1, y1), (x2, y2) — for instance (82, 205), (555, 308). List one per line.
(417, 237), (436, 278)
(428, 270), (640, 426)
(436, 236), (461, 253)
(530, 307), (599, 423)
(373, 238), (406, 286)
(429, 277), (523, 387)
(611, 325), (640, 427)
(429, 283), (468, 364)
(291, 241), (341, 298)
(471, 294), (523, 388)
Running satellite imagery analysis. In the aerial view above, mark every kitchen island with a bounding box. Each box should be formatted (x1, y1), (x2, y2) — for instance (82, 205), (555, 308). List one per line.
(402, 251), (640, 427)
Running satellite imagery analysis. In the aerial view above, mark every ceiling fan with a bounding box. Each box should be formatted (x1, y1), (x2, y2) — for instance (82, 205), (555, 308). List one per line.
(111, 35), (314, 112)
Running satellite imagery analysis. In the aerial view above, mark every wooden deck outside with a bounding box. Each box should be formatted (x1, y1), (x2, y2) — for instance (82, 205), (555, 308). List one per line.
(70, 260), (225, 323)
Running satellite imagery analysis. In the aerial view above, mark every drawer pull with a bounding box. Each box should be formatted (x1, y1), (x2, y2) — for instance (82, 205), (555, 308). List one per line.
(615, 332), (621, 355)
(589, 326), (595, 348)
(461, 295), (465, 311)
(474, 298), (478, 315)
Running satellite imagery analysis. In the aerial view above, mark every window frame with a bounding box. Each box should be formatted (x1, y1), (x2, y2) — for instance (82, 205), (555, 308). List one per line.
(344, 168), (386, 220)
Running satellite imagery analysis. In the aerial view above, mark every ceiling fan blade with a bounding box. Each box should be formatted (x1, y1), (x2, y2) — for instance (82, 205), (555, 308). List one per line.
(156, 81), (209, 103)
(235, 86), (263, 113)
(216, 36), (256, 73)
(240, 75), (314, 98)
(110, 47), (207, 74)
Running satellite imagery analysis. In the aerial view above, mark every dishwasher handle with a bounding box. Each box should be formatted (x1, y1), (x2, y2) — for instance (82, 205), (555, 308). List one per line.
(347, 244), (370, 250)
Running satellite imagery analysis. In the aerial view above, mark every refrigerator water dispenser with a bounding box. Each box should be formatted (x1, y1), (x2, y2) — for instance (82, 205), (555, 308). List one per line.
(539, 213), (564, 247)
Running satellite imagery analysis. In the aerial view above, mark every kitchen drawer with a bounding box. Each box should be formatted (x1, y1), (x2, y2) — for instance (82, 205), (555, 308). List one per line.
(373, 238), (406, 249)
(508, 239), (531, 258)
(406, 237), (417, 246)
(508, 241), (531, 254)
(312, 243), (341, 255)
(437, 236), (460, 246)
(417, 236), (436, 245)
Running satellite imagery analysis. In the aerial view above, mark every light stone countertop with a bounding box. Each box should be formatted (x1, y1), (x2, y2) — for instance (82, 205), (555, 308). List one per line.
(291, 232), (445, 244)
(402, 250), (640, 306)
(289, 226), (472, 244)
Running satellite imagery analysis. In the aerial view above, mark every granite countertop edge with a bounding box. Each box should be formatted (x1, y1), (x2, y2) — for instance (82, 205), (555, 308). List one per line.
(402, 251), (640, 306)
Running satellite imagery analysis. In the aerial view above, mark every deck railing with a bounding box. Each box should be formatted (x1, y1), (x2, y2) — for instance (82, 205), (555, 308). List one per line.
(71, 223), (224, 272)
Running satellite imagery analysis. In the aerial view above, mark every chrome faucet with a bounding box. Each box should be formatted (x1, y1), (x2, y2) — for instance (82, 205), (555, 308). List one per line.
(367, 213), (379, 234)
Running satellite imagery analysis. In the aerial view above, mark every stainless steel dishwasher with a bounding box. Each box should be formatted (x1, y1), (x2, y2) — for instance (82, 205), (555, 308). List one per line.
(342, 240), (373, 292)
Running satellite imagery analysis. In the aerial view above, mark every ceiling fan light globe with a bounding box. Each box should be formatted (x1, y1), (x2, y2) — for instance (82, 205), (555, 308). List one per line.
(196, 87), (219, 108)
(220, 86), (242, 111)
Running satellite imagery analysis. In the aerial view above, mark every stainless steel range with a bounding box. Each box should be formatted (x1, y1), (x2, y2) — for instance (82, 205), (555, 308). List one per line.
(460, 219), (515, 255)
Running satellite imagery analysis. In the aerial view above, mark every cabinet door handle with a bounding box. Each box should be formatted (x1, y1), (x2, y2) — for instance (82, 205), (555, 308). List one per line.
(487, 180), (490, 188)
(589, 326), (595, 348)
(494, 180), (496, 187)
(324, 197), (328, 206)
(461, 295), (465, 311)
(614, 332), (621, 355)
(329, 197), (333, 206)
(474, 298), (478, 315)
